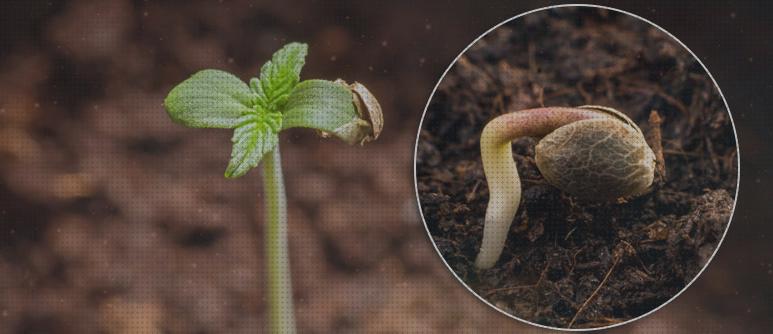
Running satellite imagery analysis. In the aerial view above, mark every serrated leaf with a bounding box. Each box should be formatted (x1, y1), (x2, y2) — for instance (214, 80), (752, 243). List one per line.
(250, 42), (307, 111)
(164, 69), (255, 128)
(282, 79), (372, 145)
(224, 110), (282, 178)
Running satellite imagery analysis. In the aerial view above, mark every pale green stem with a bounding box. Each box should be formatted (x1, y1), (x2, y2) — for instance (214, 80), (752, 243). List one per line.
(262, 146), (296, 334)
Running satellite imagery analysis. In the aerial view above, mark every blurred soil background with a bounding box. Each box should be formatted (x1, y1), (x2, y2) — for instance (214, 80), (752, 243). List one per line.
(0, 0), (771, 333)
(417, 7), (737, 329)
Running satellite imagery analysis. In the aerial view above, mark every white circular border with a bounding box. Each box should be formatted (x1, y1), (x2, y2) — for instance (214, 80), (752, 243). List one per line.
(412, 3), (740, 331)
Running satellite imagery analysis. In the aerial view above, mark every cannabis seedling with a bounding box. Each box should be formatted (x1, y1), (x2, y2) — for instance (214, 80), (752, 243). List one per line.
(164, 43), (382, 333)
(475, 106), (654, 269)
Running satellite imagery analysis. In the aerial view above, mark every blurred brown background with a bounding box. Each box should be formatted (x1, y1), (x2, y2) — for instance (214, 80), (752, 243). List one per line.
(0, 0), (770, 333)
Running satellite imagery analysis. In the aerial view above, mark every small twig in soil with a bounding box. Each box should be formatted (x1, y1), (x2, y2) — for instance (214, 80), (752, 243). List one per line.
(564, 226), (578, 241)
(704, 136), (721, 177)
(568, 246), (624, 328)
(620, 240), (652, 275)
(571, 246), (586, 267)
(467, 180), (482, 202)
(662, 149), (701, 157)
(568, 245), (587, 276)
(647, 110), (666, 183)
(583, 317), (625, 328)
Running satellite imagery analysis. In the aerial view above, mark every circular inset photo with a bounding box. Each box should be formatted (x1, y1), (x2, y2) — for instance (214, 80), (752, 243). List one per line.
(414, 5), (738, 330)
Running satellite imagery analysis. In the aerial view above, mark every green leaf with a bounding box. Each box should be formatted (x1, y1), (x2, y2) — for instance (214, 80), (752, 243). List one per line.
(224, 109), (283, 178)
(250, 42), (308, 111)
(162, 42), (380, 179)
(222, 43), (307, 177)
(164, 69), (256, 128)
(283, 80), (371, 145)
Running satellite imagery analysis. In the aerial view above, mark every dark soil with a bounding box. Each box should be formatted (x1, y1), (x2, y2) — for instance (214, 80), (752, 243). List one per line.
(416, 8), (738, 329)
